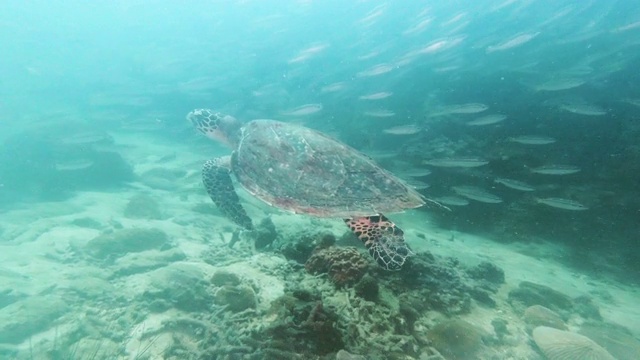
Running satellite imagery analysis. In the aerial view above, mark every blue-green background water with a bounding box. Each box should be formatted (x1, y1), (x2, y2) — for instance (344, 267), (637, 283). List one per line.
(1, 0), (640, 358)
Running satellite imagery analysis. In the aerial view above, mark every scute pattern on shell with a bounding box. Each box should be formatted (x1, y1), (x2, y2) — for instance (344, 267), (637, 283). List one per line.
(532, 326), (616, 360)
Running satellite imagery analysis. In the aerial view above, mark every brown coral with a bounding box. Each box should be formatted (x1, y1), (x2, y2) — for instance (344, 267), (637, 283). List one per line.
(305, 246), (369, 287)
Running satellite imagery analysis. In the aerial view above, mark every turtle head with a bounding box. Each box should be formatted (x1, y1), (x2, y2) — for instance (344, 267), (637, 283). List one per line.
(187, 109), (242, 147)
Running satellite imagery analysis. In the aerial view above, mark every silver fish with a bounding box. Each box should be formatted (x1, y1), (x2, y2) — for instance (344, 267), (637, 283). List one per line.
(486, 32), (540, 53)
(281, 103), (323, 116)
(405, 179), (430, 190)
(559, 103), (606, 116)
(424, 158), (489, 168)
(467, 114), (507, 126)
(509, 136), (556, 145)
(452, 186), (503, 203)
(321, 82), (346, 93)
(359, 92), (393, 100)
(364, 109), (396, 117)
(383, 124), (421, 135)
(431, 103), (489, 116)
(55, 159), (95, 171)
(434, 196), (469, 206)
(530, 165), (580, 175)
(495, 178), (535, 191)
(533, 78), (585, 91)
(357, 63), (394, 77)
(397, 169), (432, 177)
(536, 198), (588, 211)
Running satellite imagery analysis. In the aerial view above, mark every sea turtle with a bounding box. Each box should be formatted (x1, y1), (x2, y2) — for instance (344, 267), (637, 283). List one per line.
(187, 109), (427, 270)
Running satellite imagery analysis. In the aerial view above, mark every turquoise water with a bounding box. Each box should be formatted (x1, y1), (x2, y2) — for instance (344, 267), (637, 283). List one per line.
(1, 1), (639, 359)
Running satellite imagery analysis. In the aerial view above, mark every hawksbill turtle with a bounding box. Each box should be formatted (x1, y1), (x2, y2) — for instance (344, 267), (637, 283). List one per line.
(187, 109), (428, 270)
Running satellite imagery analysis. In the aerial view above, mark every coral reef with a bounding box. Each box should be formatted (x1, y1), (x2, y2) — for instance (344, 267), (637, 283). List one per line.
(391, 252), (472, 315)
(426, 319), (485, 360)
(260, 290), (344, 356)
(251, 217), (278, 249)
(214, 285), (257, 313)
(305, 246), (369, 287)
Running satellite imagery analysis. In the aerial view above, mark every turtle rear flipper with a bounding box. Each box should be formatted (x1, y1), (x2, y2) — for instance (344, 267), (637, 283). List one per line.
(202, 157), (253, 230)
(345, 215), (413, 270)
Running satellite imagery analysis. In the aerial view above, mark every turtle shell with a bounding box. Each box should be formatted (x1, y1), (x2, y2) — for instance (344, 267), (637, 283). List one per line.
(231, 119), (425, 218)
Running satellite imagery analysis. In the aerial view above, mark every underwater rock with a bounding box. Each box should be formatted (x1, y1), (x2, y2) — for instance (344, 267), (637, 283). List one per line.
(124, 194), (165, 220)
(143, 262), (212, 312)
(214, 285), (257, 312)
(305, 246), (369, 287)
(0, 296), (69, 344)
(396, 252), (472, 315)
(523, 305), (568, 331)
(573, 295), (602, 320)
(468, 286), (497, 308)
(252, 217), (278, 249)
(466, 261), (505, 284)
(579, 321), (640, 360)
(210, 270), (241, 286)
(277, 231), (336, 264)
(508, 281), (573, 313)
(532, 326), (616, 360)
(427, 319), (484, 360)
(354, 274), (379, 301)
(85, 228), (170, 259)
(491, 318), (511, 341)
(263, 292), (344, 355)
(336, 349), (366, 360)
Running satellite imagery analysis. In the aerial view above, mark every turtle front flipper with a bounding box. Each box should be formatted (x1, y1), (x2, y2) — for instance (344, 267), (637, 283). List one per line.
(344, 214), (413, 270)
(202, 157), (253, 230)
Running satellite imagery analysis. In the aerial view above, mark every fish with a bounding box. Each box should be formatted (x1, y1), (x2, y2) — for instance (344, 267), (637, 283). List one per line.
(59, 132), (113, 146)
(403, 17), (433, 35)
(405, 179), (430, 190)
(321, 82), (346, 93)
(466, 114), (507, 126)
(559, 103), (607, 116)
(288, 43), (329, 64)
(55, 159), (95, 171)
(508, 136), (556, 145)
(433, 196), (469, 206)
(486, 32), (540, 53)
(281, 103), (323, 116)
(357, 63), (394, 77)
(536, 198), (588, 211)
(359, 92), (393, 100)
(364, 109), (396, 117)
(494, 178), (535, 191)
(424, 158), (489, 168)
(533, 78), (585, 91)
(621, 98), (640, 107)
(430, 103), (489, 116)
(383, 124), (421, 135)
(397, 169), (432, 177)
(452, 186), (503, 203)
(364, 150), (398, 159)
(530, 165), (580, 175)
